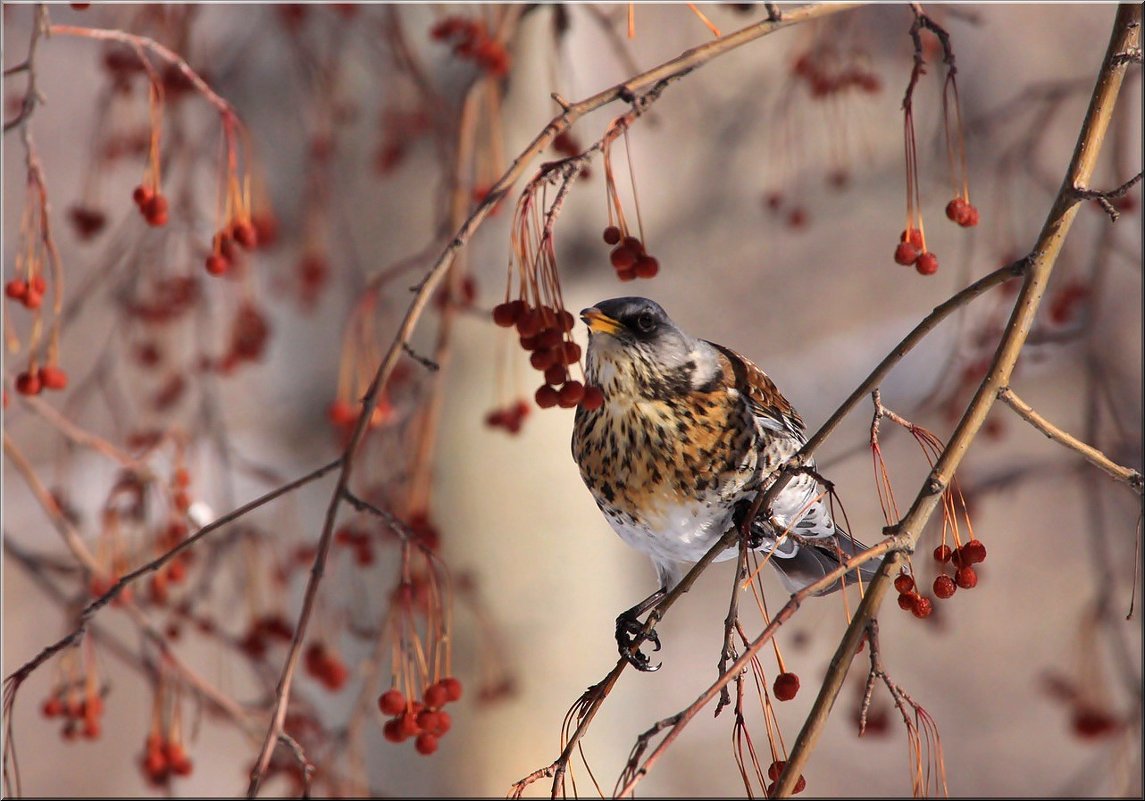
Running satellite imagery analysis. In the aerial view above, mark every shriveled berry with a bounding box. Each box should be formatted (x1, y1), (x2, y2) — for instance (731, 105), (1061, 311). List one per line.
(602, 225), (621, 245)
(415, 732), (438, 755)
(955, 566), (978, 589)
(773, 672), (800, 701)
(933, 544), (952, 563)
(933, 574), (956, 599)
(911, 596), (933, 618)
(897, 592), (916, 611)
(893, 574), (915, 594)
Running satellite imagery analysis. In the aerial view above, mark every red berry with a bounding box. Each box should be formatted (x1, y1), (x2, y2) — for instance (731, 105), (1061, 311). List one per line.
(610, 245), (636, 269)
(39, 366), (68, 390)
(902, 227), (924, 249)
(767, 760), (785, 781)
(379, 689), (405, 716)
(558, 380), (585, 407)
(915, 252), (939, 275)
(933, 574), (956, 599)
(897, 592), (916, 611)
(205, 254), (229, 276)
(911, 596), (933, 618)
(434, 710), (452, 734)
(382, 717), (405, 743)
(561, 341), (582, 364)
(894, 241), (920, 266)
(424, 682), (448, 709)
(579, 385), (604, 411)
(544, 364), (567, 386)
(616, 267), (637, 282)
(415, 732), (439, 755)
(893, 574), (915, 594)
(933, 544), (952, 563)
(5, 279), (27, 299)
(231, 221), (258, 249)
(416, 709), (440, 732)
(955, 566), (978, 589)
(960, 204), (980, 227)
(440, 676), (462, 702)
(535, 385), (559, 408)
(633, 256), (660, 278)
(42, 697), (63, 718)
(22, 288), (43, 309)
(945, 198), (967, 222)
(602, 226), (621, 245)
(15, 370), (42, 395)
(793, 775), (807, 794)
(621, 236), (644, 255)
(492, 301), (519, 327)
(530, 347), (558, 371)
(143, 194), (169, 226)
(962, 539), (987, 564)
(398, 711), (420, 737)
(132, 184), (153, 207)
(773, 672), (800, 701)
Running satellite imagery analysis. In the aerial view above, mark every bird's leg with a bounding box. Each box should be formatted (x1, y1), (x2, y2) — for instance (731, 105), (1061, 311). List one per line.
(615, 586), (666, 672)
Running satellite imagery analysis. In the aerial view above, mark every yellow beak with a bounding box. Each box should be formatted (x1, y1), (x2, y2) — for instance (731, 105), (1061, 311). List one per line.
(581, 307), (623, 336)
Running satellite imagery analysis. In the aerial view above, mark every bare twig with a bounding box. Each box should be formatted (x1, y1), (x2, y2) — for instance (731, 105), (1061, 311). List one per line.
(999, 386), (1143, 492)
(1073, 169), (1143, 221)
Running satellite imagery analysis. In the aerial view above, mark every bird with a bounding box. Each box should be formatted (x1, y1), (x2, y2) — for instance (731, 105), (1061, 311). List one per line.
(571, 296), (878, 671)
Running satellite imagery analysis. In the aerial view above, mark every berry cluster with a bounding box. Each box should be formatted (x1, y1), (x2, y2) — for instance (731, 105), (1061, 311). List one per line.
(893, 573), (934, 618)
(772, 671), (800, 701)
(930, 538), (986, 598)
(893, 227), (939, 276)
(490, 300), (603, 410)
(215, 302), (271, 373)
(6, 273), (46, 310)
(13, 363), (68, 396)
(205, 218), (258, 276)
(484, 399), (531, 434)
(305, 642), (351, 692)
(238, 613), (295, 660)
(603, 227), (659, 281)
(945, 197), (980, 228)
(430, 17), (509, 76)
(132, 184), (169, 227)
(377, 677), (462, 756)
(791, 50), (882, 98)
(335, 525), (377, 566)
(147, 552), (191, 605)
(765, 761), (807, 795)
(140, 731), (193, 786)
(40, 686), (104, 741)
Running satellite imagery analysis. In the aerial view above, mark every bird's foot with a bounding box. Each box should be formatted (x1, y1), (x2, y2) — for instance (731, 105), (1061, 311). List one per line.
(615, 610), (661, 672)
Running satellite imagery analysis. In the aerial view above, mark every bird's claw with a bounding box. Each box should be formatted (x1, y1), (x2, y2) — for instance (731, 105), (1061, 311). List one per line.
(616, 612), (661, 672)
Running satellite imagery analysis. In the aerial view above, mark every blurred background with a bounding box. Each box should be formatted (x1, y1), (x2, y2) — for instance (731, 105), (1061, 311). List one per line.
(3, 3), (1141, 797)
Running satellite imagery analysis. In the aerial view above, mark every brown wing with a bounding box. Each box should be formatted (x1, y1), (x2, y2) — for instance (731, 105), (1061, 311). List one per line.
(708, 342), (807, 443)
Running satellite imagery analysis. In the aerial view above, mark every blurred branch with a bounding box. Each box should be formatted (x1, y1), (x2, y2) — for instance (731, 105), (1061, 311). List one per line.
(999, 386), (1144, 493)
(775, 5), (1142, 796)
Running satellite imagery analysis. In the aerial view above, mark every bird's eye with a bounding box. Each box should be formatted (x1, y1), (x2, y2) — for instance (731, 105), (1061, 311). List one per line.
(635, 312), (657, 333)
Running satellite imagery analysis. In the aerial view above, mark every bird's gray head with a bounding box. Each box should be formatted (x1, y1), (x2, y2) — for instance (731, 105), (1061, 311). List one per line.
(580, 297), (720, 400)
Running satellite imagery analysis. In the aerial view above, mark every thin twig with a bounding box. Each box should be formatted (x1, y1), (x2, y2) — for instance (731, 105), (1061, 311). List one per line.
(999, 386), (1143, 492)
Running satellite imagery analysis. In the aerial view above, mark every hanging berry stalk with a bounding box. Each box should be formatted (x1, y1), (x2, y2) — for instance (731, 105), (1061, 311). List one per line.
(601, 118), (660, 281)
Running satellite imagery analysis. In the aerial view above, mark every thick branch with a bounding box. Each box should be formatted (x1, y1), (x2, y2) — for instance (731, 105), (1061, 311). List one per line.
(775, 5), (1142, 796)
